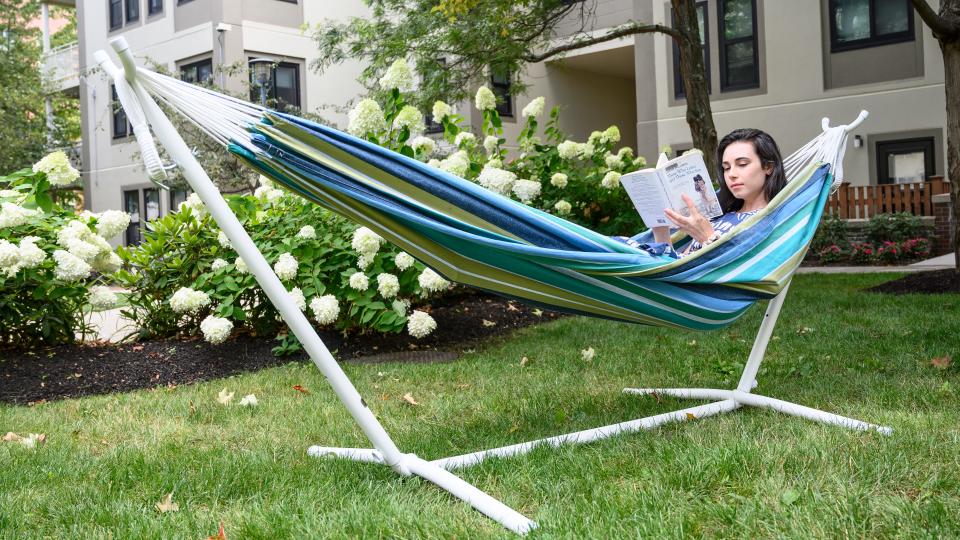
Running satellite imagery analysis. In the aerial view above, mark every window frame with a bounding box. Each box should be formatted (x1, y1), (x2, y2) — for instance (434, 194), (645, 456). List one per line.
(247, 59), (302, 110)
(179, 58), (214, 85)
(876, 137), (935, 185)
(490, 68), (514, 118)
(147, 0), (163, 16)
(672, 1), (710, 100)
(125, 0), (140, 23)
(110, 84), (131, 140)
(109, 0), (123, 30)
(718, 0), (760, 92)
(828, 0), (915, 53)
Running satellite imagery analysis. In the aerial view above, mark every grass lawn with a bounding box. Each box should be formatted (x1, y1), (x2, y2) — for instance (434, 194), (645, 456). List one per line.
(1, 273), (958, 538)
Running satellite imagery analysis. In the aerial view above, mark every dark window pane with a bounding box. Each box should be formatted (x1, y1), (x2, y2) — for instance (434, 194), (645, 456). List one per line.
(180, 59), (213, 85)
(109, 0), (123, 29)
(124, 190), (141, 246)
(673, 3), (709, 99)
(833, 0), (871, 43)
(725, 41), (757, 87)
(111, 85), (129, 139)
(875, 0), (909, 35)
(126, 0), (139, 22)
(274, 64), (299, 108)
(148, 0), (163, 15)
(723, 0), (753, 39)
(491, 69), (512, 117)
(170, 189), (190, 210)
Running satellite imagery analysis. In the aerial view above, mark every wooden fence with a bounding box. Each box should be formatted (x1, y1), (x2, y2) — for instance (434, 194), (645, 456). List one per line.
(825, 177), (950, 219)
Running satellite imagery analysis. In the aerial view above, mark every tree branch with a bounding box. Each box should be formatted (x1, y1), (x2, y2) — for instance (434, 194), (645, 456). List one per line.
(911, 0), (960, 40)
(523, 21), (683, 63)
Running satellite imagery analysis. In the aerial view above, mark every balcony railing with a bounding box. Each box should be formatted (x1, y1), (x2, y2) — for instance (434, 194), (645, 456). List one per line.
(825, 178), (950, 219)
(41, 41), (79, 92)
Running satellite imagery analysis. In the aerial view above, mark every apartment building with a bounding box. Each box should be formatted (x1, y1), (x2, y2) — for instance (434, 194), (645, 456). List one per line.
(69, 0), (946, 246)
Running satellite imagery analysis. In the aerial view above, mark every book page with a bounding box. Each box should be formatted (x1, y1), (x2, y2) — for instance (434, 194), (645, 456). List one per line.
(620, 169), (671, 227)
(658, 152), (723, 219)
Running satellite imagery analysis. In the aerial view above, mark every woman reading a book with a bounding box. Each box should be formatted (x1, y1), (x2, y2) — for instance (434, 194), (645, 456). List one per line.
(623, 128), (787, 258)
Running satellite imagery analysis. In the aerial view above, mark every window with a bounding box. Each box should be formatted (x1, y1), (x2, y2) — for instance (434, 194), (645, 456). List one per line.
(148, 0), (163, 15)
(111, 85), (131, 139)
(180, 59), (213, 85)
(109, 0), (123, 30)
(830, 0), (913, 52)
(169, 188), (190, 211)
(490, 68), (513, 117)
(125, 0), (139, 23)
(719, 0), (759, 91)
(672, 1), (710, 99)
(123, 188), (159, 246)
(248, 60), (301, 110)
(876, 138), (935, 185)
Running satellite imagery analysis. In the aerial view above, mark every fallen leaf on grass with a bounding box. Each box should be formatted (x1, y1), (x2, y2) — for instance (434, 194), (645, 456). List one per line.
(532, 309), (543, 317)
(687, 340), (697, 346)
(520, 356), (529, 366)
(506, 303), (519, 312)
(206, 522), (227, 540)
(2, 432), (45, 448)
(292, 385), (310, 395)
(796, 327), (814, 335)
(482, 319), (496, 327)
(238, 394), (258, 407)
(780, 489), (801, 505)
(581, 347), (595, 362)
(402, 393), (420, 406)
(155, 493), (179, 513)
(931, 356), (952, 369)
(508, 423), (520, 434)
(685, 413), (697, 421)
(189, 401), (196, 416)
(217, 388), (234, 405)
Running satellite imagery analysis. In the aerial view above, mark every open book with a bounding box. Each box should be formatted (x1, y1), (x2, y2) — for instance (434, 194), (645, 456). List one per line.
(620, 151), (723, 227)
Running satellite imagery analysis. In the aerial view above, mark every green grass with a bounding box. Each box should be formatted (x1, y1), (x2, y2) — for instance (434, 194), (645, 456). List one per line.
(2, 273), (958, 538)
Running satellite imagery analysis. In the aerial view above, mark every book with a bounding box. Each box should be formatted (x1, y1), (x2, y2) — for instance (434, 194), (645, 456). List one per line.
(620, 151), (723, 228)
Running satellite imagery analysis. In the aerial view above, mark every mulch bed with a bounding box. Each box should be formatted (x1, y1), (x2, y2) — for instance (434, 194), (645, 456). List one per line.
(866, 268), (960, 295)
(0, 290), (565, 406)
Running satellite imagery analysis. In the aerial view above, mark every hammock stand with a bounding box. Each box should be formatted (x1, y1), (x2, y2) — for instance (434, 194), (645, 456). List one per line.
(97, 38), (891, 535)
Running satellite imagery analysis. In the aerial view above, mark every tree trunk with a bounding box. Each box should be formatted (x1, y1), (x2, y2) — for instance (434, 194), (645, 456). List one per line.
(672, 0), (719, 176)
(943, 39), (960, 270)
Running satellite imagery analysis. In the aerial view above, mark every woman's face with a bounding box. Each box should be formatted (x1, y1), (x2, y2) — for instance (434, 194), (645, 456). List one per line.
(721, 141), (773, 209)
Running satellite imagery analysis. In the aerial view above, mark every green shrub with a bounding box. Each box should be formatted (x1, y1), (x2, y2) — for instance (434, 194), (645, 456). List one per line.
(817, 244), (845, 264)
(849, 242), (875, 264)
(866, 213), (929, 243)
(0, 154), (127, 347)
(811, 214), (848, 252)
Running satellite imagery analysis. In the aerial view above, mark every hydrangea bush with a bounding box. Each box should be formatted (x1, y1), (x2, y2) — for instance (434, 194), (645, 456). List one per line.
(117, 180), (447, 353)
(345, 59), (650, 236)
(0, 153), (128, 346)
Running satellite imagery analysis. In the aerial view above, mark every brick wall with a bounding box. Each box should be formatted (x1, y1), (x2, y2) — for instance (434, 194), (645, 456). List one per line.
(932, 193), (954, 256)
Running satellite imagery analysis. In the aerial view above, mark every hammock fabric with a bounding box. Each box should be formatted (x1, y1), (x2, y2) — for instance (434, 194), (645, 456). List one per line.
(225, 113), (830, 330)
(137, 71), (843, 331)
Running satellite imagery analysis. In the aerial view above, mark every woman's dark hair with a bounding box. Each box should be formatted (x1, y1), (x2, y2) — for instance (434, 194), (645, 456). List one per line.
(715, 128), (787, 213)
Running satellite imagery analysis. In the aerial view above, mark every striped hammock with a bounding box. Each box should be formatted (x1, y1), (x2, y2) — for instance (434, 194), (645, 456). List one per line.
(138, 70), (853, 331)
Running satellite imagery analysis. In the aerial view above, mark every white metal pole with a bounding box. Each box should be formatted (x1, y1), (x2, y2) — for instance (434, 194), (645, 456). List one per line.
(102, 38), (408, 471)
(735, 282), (791, 393)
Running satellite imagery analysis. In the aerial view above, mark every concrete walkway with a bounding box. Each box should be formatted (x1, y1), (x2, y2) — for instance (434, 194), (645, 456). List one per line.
(796, 252), (956, 274)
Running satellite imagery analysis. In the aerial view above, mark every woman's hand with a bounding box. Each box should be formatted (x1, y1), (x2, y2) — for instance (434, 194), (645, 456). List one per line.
(664, 194), (715, 244)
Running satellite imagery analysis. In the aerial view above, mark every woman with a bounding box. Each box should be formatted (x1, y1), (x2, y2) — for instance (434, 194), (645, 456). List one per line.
(627, 128), (787, 258)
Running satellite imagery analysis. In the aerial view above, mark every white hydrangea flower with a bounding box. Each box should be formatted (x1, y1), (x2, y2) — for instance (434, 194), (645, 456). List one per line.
(53, 250), (91, 281)
(0, 240), (20, 274)
(376, 273), (400, 299)
(56, 220), (87, 247)
(357, 253), (374, 270)
(296, 225), (316, 240)
(410, 136), (436, 157)
(88, 286), (118, 311)
(310, 294), (340, 325)
(258, 175), (275, 189)
(352, 226), (382, 257)
(439, 150), (470, 177)
(66, 238), (101, 263)
(393, 105), (425, 136)
(235, 257), (249, 274)
(601, 171), (622, 190)
(485, 158), (502, 169)
(476, 166), (516, 196)
(378, 58), (415, 92)
(391, 299), (409, 317)
(427, 158), (441, 168)
(33, 151), (79, 186)
(181, 193), (207, 219)
(475, 86), (497, 111)
(255, 185), (284, 204)
(550, 173), (568, 188)
(200, 315), (233, 344)
(557, 140), (580, 160)
(95, 210), (130, 239)
(454, 131), (476, 148)
(682, 147), (704, 157)
(0, 189), (21, 199)
(617, 147), (634, 160)
(91, 251), (122, 274)
(418, 267), (449, 293)
(605, 153), (622, 170)
(349, 271), (369, 291)
(483, 135), (499, 155)
(211, 258), (229, 271)
(512, 179), (541, 203)
(17, 237), (45, 269)
(217, 230), (232, 249)
(0, 202), (37, 229)
(579, 142), (595, 159)
(522, 96), (545, 118)
(660, 144), (673, 156)
(274, 253), (298, 281)
(169, 287), (211, 314)
(588, 130), (603, 145)
(432, 100), (453, 123)
(407, 310), (437, 338)
(288, 287), (306, 311)
(347, 98), (386, 136)
(554, 200), (572, 216)
(394, 251), (415, 271)
(603, 126), (621, 144)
